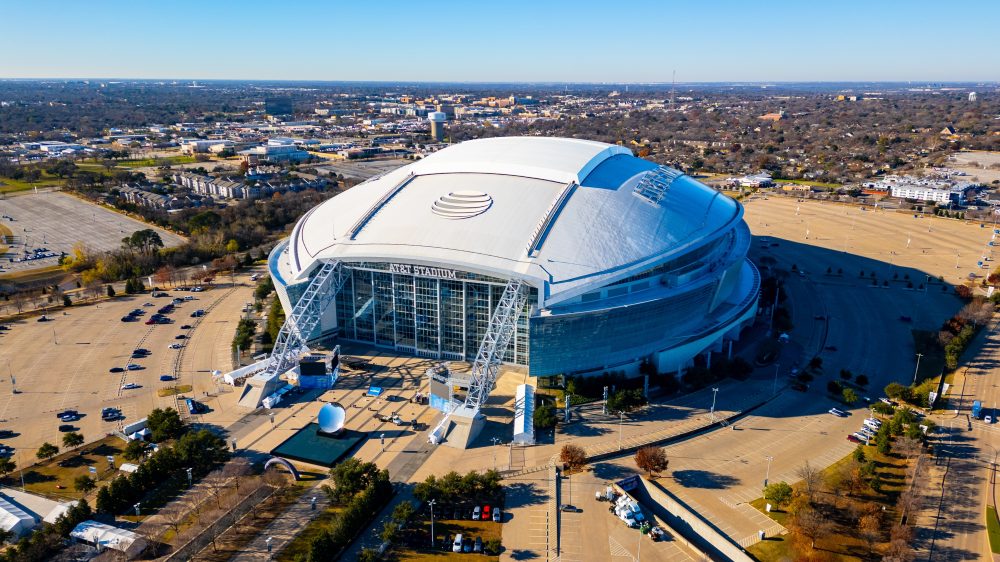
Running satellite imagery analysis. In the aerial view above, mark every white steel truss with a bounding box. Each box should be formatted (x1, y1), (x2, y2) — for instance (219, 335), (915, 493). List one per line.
(263, 260), (348, 378)
(463, 277), (528, 409)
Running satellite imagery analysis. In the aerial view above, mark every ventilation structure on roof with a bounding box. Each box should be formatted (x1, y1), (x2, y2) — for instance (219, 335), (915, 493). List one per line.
(633, 165), (684, 206)
(431, 190), (493, 219)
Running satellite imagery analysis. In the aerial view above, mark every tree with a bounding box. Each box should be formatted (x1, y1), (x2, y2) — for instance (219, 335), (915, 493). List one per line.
(62, 432), (84, 450)
(606, 388), (647, 414)
(795, 461), (820, 500)
(147, 407), (184, 442)
(634, 446), (669, 477)
(559, 444), (586, 471)
(763, 481), (793, 510)
(123, 439), (149, 462)
(225, 239), (240, 254)
(62, 294), (72, 307)
(37, 442), (59, 460)
(885, 382), (911, 401)
(792, 506), (833, 550)
(533, 402), (557, 430)
(106, 284), (116, 298)
(856, 374), (869, 386)
(0, 457), (15, 479)
(74, 475), (95, 493)
(842, 387), (859, 404)
(858, 511), (882, 553)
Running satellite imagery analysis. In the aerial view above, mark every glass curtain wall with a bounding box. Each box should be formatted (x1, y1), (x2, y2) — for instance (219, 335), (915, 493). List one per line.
(334, 263), (532, 365)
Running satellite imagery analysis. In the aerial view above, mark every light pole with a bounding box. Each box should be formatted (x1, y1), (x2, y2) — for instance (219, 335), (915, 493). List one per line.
(764, 455), (774, 488)
(491, 437), (501, 471)
(773, 363), (780, 396)
(266, 536), (273, 555)
(710, 388), (719, 422)
(428, 499), (436, 548)
(185, 467), (193, 487)
(617, 411), (626, 450)
(133, 502), (141, 517)
(912, 353), (924, 385)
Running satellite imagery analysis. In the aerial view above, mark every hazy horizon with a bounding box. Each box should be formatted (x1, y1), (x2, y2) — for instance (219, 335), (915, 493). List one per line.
(3, 0), (998, 83)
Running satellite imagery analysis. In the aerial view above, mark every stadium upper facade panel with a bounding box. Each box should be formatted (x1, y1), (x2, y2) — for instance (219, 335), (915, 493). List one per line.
(270, 137), (759, 377)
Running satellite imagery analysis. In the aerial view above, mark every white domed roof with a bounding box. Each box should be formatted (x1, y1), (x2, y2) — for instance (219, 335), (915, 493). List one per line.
(280, 137), (742, 306)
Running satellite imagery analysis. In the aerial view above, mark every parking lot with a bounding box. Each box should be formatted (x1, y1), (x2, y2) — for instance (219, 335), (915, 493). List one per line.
(0, 274), (255, 465)
(0, 191), (184, 272)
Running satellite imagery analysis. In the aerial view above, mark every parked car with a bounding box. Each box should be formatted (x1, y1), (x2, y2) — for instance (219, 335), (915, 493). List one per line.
(175, 334), (186, 340)
(472, 506), (481, 520)
(474, 536), (483, 553)
(828, 408), (847, 417)
(58, 424), (74, 432)
(482, 505), (491, 520)
(160, 375), (175, 382)
(180, 324), (192, 330)
(168, 343), (183, 349)
(126, 364), (142, 371)
(56, 410), (78, 419)
(0, 430), (14, 439)
(847, 434), (861, 443)
(121, 383), (140, 390)
(452, 534), (463, 553)
(190, 309), (205, 318)
(109, 367), (124, 373)
(492, 508), (502, 522)
(987, 415), (994, 424)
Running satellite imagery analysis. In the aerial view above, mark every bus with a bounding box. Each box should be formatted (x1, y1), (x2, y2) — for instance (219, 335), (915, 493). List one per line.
(973, 400), (983, 419)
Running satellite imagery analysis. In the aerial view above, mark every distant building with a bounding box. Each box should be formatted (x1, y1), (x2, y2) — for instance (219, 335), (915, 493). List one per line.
(265, 96), (294, 118)
(238, 138), (311, 165)
(171, 170), (326, 200)
(428, 111), (447, 142)
(867, 175), (973, 205)
(180, 139), (233, 154)
(758, 109), (785, 122)
(969, 92), (978, 102)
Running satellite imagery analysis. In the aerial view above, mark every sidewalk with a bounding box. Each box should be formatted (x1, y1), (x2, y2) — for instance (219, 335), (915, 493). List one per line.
(229, 480), (329, 562)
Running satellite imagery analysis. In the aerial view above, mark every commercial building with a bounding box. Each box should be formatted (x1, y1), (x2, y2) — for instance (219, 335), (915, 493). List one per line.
(268, 137), (759, 380)
(867, 175), (974, 204)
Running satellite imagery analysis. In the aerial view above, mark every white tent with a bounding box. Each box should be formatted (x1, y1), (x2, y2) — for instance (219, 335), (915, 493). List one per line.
(0, 496), (36, 537)
(71, 520), (147, 559)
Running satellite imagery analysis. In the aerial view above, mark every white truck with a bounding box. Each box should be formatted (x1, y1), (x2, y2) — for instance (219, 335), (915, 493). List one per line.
(614, 495), (646, 528)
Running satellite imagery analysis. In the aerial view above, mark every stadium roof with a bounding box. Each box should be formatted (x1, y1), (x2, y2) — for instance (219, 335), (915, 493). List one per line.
(284, 136), (742, 306)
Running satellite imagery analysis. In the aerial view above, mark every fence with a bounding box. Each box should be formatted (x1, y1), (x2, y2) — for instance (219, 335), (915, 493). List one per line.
(164, 484), (276, 561)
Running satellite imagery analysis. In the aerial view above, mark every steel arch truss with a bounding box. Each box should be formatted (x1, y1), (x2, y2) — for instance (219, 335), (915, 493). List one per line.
(263, 260), (348, 378)
(463, 277), (528, 409)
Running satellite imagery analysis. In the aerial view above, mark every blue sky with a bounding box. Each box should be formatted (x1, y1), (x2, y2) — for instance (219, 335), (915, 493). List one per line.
(2, 0), (998, 82)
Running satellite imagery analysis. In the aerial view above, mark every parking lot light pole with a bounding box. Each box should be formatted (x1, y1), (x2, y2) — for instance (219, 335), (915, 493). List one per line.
(428, 499), (436, 548)
(618, 411), (624, 450)
(710, 388), (719, 422)
(912, 353), (924, 385)
(764, 456), (774, 488)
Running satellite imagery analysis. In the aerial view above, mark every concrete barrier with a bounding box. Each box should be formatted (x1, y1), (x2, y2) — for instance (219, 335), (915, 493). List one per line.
(638, 478), (754, 562)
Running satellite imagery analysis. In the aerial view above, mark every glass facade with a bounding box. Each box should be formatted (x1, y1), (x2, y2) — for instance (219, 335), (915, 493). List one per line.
(334, 262), (533, 365)
(529, 282), (717, 376)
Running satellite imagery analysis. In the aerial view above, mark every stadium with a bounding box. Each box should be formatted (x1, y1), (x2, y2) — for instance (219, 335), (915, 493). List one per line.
(237, 136), (758, 442)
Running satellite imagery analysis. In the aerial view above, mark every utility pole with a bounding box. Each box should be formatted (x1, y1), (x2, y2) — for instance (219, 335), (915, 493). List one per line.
(764, 455), (774, 488)
(710, 388), (720, 422)
(912, 353), (924, 385)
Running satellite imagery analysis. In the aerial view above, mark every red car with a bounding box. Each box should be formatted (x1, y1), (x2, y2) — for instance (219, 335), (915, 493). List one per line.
(481, 505), (491, 521)
(847, 434), (861, 443)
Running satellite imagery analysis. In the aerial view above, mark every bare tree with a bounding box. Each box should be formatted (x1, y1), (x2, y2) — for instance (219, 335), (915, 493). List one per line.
(858, 509), (882, 554)
(559, 444), (587, 472)
(795, 460), (820, 501)
(896, 436), (922, 460)
(792, 506), (833, 550)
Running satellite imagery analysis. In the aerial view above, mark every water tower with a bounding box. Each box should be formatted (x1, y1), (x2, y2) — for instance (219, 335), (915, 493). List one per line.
(428, 111), (447, 142)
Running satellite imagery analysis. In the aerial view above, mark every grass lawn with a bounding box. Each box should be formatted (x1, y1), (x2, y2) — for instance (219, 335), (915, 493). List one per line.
(158, 385), (193, 397)
(116, 155), (198, 168)
(16, 435), (125, 500)
(776, 179), (842, 189)
(276, 504), (344, 561)
(393, 518), (502, 561)
(987, 506), (1000, 553)
(0, 264), (69, 284)
(0, 177), (66, 193)
(747, 443), (914, 561)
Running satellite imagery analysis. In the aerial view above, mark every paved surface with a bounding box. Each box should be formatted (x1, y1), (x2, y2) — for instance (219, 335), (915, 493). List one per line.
(0, 191), (184, 273)
(0, 274), (255, 464)
(229, 480), (329, 562)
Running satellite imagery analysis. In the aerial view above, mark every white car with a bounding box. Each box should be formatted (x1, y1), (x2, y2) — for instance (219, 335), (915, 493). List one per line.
(168, 343), (183, 349)
(986, 415), (993, 424)
(121, 383), (140, 390)
(828, 408), (847, 417)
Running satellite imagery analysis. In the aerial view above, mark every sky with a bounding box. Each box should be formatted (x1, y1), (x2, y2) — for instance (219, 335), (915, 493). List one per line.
(2, 0), (998, 83)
